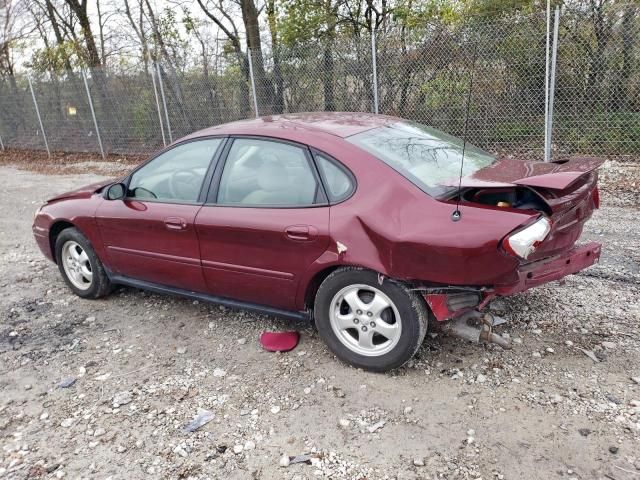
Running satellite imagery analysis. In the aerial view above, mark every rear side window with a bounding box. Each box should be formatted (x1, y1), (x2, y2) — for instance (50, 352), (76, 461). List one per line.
(217, 138), (319, 206)
(315, 154), (354, 202)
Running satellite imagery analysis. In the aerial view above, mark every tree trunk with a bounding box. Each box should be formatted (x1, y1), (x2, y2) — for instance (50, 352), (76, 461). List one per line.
(241, 0), (274, 114)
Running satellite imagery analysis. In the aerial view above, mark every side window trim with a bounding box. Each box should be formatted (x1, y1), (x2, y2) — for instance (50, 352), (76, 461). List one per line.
(310, 148), (357, 204)
(123, 136), (227, 205)
(205, 135), (329, 208)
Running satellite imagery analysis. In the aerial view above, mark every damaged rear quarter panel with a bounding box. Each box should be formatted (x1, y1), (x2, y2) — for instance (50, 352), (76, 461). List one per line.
(297, 138), (538, 294)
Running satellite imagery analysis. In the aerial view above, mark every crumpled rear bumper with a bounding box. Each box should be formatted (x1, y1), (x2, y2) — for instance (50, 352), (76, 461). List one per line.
(493, 241), (601, 296)
(424, 242), (601, 321)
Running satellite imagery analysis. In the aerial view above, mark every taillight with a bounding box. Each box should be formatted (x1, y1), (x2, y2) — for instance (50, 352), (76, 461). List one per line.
(502, 217), (552, 260)
(592, 187), (600, 209)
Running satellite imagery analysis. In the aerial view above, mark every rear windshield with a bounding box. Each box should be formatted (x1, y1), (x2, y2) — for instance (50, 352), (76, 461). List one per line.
(347, 121), (496, 197)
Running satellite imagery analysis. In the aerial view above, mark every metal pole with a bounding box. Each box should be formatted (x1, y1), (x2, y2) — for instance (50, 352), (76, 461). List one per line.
(547, 7), (560, 162)
(82, 71), (106, 160)
(371, 30), (379, 115)
(247, 50), (259, 118)
(27, 75), (50, 157)
(155, 62), (173, 143)
(544, 0), (551, 162)
(0, 133), (4, 151)
(151, 66), (167, 147)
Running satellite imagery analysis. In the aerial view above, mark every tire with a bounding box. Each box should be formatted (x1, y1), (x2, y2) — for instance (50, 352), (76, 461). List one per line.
(314, 267), (429, 372)
(55, 227), (112, 299)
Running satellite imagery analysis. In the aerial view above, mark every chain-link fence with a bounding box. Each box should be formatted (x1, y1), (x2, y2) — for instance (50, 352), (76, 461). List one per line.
(0, 4), (638, 160)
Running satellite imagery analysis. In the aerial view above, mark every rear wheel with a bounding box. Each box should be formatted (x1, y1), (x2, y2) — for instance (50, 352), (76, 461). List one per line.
(314, 268), (428, 372)
(55, 228), (112, 299)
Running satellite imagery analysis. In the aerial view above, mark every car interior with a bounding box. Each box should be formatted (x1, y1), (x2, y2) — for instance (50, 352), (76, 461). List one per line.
(217, 141), (318, 206)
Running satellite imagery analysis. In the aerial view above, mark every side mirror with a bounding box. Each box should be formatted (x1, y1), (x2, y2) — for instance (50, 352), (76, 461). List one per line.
(105, 183), (126, 200)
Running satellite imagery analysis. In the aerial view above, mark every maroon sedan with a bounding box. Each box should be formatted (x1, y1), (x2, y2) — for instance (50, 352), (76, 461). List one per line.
(32, 113), (602, 371)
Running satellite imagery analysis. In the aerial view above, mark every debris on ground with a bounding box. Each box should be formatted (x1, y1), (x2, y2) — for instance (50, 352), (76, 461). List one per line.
(182, 409), (215, 433)
(259, 330), (300, 352)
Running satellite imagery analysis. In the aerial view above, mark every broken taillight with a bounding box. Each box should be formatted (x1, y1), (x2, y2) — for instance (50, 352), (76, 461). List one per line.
(502, 217), (552, 260)
(592, 186), (600, 209)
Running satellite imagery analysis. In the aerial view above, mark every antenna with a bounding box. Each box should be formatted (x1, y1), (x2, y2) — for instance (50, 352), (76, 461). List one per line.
(451, 39), (479, 222)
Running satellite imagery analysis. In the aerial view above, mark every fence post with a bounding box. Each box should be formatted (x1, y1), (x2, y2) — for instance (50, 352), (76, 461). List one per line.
(546, 7), (560, 162)
(82, 71), (106, 160)
(544, 0), (551, 162)
(155, 62), (173, 143)
(371, 30), (379, 115)
(247, 50), (260, 118)
(151, 66), (167, 147)
(27, 75), (50, 157)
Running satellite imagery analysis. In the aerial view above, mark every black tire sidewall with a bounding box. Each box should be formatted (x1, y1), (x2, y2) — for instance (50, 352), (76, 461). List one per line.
(55, 228), (110, 299)
(314, 268), (428, 372)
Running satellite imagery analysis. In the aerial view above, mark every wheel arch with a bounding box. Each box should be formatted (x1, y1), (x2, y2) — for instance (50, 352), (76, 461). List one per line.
(49, 220), (76, 263)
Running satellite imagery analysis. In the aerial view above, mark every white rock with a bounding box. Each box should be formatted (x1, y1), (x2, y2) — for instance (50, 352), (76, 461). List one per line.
(403, 406), (413, 414)
(602, 341), (616, 350)
(279, 454), (290, 467)
(233, 444), (244, 454)
(413, 458), (425, 467)
(367, 420), (385, 433)
(271, 406), (281, 414)
(244, 440), (256, 450)
(112, 391), (133, 408)
(632, 377), (640, 385)
(40, 412), (49, 420)
(304, 387), (312, 394)
(338, 418), (351, 428)
(476, 374), (487, 384)
(60, 418), (74, 428)
(94, 428), (106, 437)
(213, 368), (227, 377)
(237, 338), (247, 345)
(176, 347), (187, 354)
(565, 340), (574, 346)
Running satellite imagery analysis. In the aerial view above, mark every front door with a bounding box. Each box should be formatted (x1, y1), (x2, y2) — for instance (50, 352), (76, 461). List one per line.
(96, 138), (224, 291)
(195, 137), (330, 310)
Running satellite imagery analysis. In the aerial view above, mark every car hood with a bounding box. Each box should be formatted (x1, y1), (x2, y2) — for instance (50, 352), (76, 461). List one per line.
(47, 179), (116, 203)
(456, 157), (604, 190)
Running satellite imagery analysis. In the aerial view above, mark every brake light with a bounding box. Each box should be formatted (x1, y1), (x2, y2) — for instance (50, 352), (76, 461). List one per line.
(502, 217), (552, 260)
(592, 187), (600, 209)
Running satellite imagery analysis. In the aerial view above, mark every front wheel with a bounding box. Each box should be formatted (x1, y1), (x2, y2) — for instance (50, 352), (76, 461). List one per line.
(314, 268), (429, 372)
(55, 227), (112, 299)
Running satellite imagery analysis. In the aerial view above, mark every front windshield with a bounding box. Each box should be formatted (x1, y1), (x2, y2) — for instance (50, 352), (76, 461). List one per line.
(347, 121), (496, 197)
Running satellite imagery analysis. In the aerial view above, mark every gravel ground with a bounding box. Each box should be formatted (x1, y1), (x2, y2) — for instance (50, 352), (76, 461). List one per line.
(0, 160), (639, 480)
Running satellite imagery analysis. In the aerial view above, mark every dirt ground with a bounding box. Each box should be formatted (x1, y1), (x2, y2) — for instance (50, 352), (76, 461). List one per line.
(0, 157), (639, 480)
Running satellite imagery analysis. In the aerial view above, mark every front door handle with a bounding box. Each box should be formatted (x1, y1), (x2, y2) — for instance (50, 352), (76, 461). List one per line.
(285, 225), (315, 241)
(164, 217), (187, 231)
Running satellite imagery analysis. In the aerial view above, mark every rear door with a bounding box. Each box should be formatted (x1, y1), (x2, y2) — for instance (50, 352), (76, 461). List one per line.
(195, 137), (330, 310)
(96, 138), (225, 291)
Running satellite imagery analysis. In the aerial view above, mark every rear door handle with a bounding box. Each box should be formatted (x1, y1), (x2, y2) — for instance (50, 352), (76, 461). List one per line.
(164, 217), (187, 231)
(285, 225), (314, 241)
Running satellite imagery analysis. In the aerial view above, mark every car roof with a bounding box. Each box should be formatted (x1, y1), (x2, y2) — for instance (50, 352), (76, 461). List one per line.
(185, 112), (401, 142)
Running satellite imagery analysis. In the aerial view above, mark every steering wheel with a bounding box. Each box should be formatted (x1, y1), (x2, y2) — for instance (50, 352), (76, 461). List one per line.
(168, 168), (201, 200)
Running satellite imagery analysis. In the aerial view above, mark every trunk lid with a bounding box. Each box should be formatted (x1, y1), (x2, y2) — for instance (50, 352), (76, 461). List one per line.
(453, 157), (603, 261)
(458, 157), (604, 190)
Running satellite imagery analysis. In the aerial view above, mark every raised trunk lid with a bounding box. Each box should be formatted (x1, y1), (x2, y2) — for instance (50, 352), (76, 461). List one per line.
(453, 158), (603, 262)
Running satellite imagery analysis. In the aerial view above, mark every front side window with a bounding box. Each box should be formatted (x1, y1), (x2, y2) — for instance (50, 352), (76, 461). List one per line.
(347, 121), (496, 197)
(217, 138), (319, 206)
(128, 138), (222, 202)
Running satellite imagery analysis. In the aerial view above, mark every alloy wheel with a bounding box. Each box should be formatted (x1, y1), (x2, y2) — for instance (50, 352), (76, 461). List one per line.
(61, 240), (93, 290)
(329, 284), (402, 357)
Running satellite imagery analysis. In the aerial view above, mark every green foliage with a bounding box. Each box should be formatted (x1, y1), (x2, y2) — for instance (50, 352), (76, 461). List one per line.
(29, 41), (87, 73)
